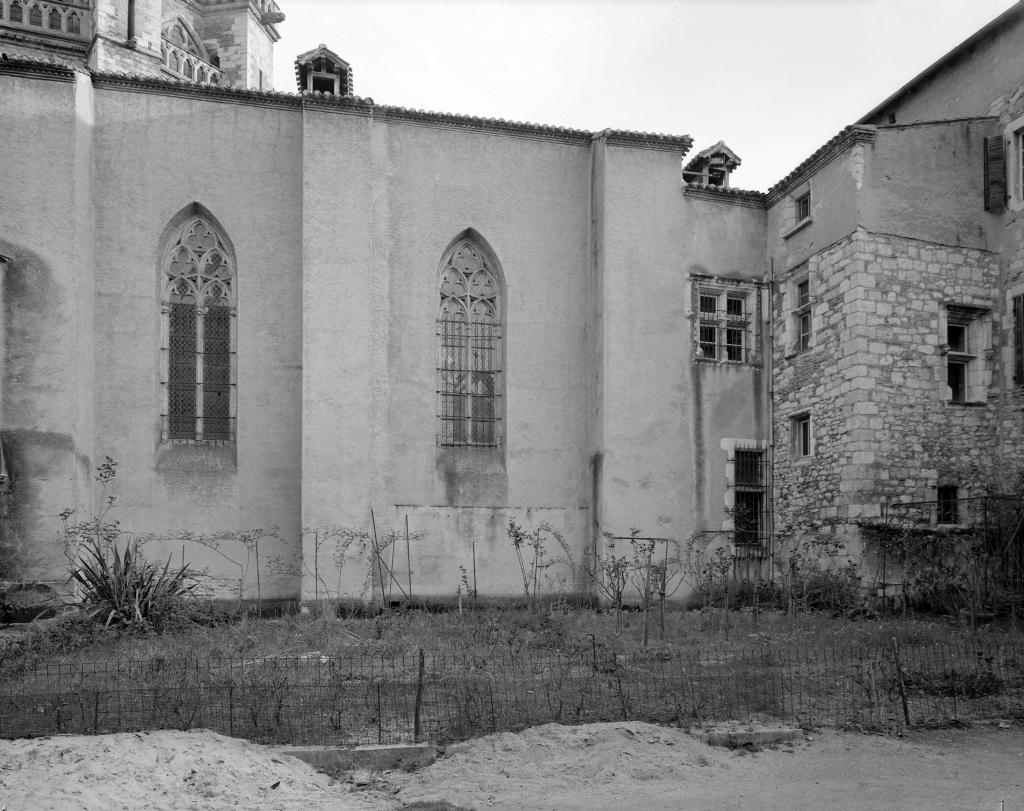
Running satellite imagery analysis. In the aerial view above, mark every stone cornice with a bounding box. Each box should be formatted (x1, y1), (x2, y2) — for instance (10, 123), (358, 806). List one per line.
(766, 125), (877, 205)
(0, 52), (79, 81)
(684, 185), (766, 209)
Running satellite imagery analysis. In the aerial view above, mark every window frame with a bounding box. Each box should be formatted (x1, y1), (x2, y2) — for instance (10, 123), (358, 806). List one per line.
(732, 447), (770, 547)
(795, 191), (811, 223)
(160, 215), (237, 446)
(944, 305), (989, 405)
(436, 235), (504, 449)
(791, 412), (812, 460)
(693, 277), (761, 366)
(937, 485), (959, 525)
(790, 269), (813, 354)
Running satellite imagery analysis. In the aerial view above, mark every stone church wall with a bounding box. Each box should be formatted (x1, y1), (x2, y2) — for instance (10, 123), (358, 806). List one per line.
(89, 84), (304, 599)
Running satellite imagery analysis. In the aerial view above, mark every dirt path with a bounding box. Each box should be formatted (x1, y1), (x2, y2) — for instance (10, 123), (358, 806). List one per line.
(0, 722), (1021, 810)
(392, 721), (1024, 810)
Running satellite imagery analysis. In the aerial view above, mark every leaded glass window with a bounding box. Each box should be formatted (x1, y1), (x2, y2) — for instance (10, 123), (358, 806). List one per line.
(437, 239), (502, 447)
(161, 217), (236, 443)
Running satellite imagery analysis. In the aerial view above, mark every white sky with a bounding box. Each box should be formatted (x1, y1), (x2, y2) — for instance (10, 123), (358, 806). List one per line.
(271, 0), (1019, 191)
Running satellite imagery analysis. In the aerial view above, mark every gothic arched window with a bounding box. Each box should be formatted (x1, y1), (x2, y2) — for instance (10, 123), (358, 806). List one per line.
(67, 11), (79, 33)
(161, 216), (236, 443)
(47, 6), (59, 29)
(9, 2), (22, 23)
(28, 4), (41, 25)
(437, 237), (503, 447)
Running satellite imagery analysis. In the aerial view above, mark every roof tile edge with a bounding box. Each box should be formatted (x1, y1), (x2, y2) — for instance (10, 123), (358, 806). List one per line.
(766, 125), (877, 204)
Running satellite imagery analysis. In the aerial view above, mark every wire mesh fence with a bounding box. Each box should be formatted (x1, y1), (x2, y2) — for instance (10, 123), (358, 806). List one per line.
(1, 640), (1022, 745)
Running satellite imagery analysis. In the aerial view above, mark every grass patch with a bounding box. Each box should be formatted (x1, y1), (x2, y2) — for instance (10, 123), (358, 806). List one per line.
(3, 603), (1021, 670)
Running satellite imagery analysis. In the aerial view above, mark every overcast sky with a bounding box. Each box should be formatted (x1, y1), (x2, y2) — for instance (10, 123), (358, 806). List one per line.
(271, 0), (1019, 191)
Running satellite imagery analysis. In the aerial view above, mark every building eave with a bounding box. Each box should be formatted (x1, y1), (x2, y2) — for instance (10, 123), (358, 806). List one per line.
(766, 125), (877, 205)
(684, 185), (766, 209)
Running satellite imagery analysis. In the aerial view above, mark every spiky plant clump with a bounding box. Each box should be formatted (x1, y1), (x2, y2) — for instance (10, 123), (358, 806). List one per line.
(70, 538), (195, 627)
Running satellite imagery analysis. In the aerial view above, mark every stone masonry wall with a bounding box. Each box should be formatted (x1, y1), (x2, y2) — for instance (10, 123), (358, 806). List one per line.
(773, 228), (1013, 535)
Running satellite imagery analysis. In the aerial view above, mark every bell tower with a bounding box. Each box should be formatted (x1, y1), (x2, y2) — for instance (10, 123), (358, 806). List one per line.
(90, 0), (165, 75)
(195, 0), (284, 89)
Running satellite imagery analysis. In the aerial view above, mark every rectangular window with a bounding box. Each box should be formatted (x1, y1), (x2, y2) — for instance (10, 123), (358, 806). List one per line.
(937, 485), (959, 524)
(945, 305), (989, 404)
(792, 273), (813, 352)
(695, 282), (757, 364)
(795, 191), (811, 222)
(791, 413), (812, 459)
(731, 446), (770, 547)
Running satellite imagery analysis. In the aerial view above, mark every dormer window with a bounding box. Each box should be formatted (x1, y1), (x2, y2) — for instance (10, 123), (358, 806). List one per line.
(683, 141), (741, 188)
(295, 44), (353, 96)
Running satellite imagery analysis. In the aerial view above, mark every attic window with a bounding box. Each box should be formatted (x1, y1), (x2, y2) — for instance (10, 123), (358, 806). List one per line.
(311, 74), (336, 94)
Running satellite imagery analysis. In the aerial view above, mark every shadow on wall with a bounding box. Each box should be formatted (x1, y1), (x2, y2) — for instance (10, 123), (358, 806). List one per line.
(0, 240), (88, 583)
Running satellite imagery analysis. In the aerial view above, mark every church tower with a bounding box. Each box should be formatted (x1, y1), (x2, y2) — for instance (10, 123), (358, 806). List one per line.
(0, 0), (282, 89)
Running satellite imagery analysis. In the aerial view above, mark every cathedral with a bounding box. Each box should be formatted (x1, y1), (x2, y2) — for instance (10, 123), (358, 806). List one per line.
(3, 1), (1024, 603)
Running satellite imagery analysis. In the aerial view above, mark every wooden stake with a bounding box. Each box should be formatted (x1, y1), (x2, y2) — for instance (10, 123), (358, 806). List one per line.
(405, 515), (413, 603)
(891, 637), (911, 727)
(370, 509), (386, 611)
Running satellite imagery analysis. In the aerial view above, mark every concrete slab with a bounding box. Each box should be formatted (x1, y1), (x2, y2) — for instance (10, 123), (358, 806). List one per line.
(700, 728), (806, 748)
(278, 743), (437, 777)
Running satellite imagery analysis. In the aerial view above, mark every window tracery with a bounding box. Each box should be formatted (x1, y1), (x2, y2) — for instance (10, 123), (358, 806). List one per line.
(161, 216), (236, 443)
(47, 6), (59, 28)
(28, 3), (40, 25)
(437, 238), (502, 447)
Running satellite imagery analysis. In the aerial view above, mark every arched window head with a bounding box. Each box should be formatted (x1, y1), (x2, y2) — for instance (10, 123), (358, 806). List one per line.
(67, 12), (79, 34)
(28, 4), (41, 25)
(10, 2), (22, 23)
(161, 215), (236, 443)
(437, 236), (503, 447)
(47, 7), (60, 29)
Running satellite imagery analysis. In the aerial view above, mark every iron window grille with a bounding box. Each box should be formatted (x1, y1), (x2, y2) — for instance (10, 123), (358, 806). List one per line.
(437, 239), (502, 447)
(698, 290), (751, 362)
(160, 217), (236, 444)
(731, 445), (772, 548)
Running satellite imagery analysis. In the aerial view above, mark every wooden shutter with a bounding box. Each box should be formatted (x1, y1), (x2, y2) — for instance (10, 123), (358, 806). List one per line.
(984, 135), (1006, 213)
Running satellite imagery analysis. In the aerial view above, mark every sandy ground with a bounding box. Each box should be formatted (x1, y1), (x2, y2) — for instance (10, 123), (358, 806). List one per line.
(1, 722), (1022, 810)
